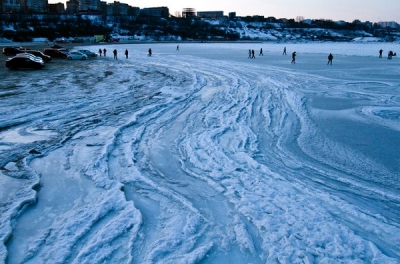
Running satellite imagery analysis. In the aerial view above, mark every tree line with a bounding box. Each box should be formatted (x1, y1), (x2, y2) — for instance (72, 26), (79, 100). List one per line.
(0, 13), (398, 42)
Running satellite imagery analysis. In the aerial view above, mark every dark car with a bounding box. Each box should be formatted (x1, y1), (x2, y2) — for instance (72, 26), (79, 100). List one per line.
(2, 46), (24, 56)
(25, 50), (52, 62)
(5, 56), (45, 70)
(51, 44), (65, 49)
(44, 48), (68, 59)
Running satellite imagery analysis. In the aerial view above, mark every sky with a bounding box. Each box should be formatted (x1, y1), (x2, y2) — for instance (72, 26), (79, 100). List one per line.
(50, 0), (400, 23)
(136, 0), (400, 22)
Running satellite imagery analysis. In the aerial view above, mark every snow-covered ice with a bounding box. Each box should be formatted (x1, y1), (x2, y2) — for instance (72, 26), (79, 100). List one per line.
(1, 42), (400, 263)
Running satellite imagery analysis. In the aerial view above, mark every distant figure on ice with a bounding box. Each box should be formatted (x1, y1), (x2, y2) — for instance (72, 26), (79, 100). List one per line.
(259, 48), (263, 56)
(327, 53), (333, 65)
(251, 49), (255, 58)
(283, 47), (287, 55)
(176, 45), (179, 51)
(99, 48), (102, 57)
(103, 48), (107, 57)
(125, 49), (128, 59)
(387, 50), (396, 59)
(113, 49), (117, 60)
(379, 49), (383, 58)
(148, 48), (152, 56)
(248, 49), (252, 58)
(291, 51), (296, 63)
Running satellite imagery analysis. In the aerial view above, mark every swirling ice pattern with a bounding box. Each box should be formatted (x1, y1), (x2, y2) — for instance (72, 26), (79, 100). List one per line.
(1, 46), (399, 263)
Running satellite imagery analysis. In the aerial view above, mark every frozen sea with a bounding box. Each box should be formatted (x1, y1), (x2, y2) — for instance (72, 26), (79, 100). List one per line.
(1, 42), (400, 263)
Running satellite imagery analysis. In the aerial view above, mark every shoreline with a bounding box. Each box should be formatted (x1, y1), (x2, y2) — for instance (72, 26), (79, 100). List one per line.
(1, 38), (396, 49)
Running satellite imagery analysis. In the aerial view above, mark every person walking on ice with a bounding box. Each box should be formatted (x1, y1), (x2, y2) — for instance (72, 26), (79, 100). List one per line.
(379, 49), (383, 58)
(148, 48), (152, 56)
(113, 49), (117, 60)
(103, 48), (107, 57)
(291, 51), (296, 63)
(387, 50), (396, 59)
(259, 48), (263, 56)
(99, 48), (102, 57)
(283, 47), (287, 55)
(125, 49), (128, 59)
(327, 53), (333, 65)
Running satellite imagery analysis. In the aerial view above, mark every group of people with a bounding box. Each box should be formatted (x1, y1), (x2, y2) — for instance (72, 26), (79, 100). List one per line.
(98, 48), (107, 57)
(247, 47), (333, 65)
(247, 47), (330, 65)
(290, 49), (395, 64)
(98, 47), (121, 60)
(283, 47), (298, 64)
(248, 48), (265, 58)
(248, 49), (256, 58)
(96, 46), (396, 65)
(97, 48), (152, 59)
(289, 48), (334, 65)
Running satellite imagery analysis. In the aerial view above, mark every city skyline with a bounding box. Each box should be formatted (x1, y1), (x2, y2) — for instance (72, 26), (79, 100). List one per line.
(48, 0), (400, 23)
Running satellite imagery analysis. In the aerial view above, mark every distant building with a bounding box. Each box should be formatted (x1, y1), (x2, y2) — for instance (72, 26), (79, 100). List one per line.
(303, 19), (313, 25)
(335, 20), (347, 25)
(252, 15), (264, 21)
(48, 2), (65, 13)
(378, 21), (399, 29)
(79, 0), (100, 12)
(25, 0), (48, 12)
(197, 11), (223, 19)
(228, 12), (236, 19)
(99, 0), (107, 14)
(66, 0), (79, 14)
(141, 6), (169, 17)
(3, 0), (22, 12)
(128, 6), (140, 16)
(108, 1), (129, 15)
(182, 8), (195, 18)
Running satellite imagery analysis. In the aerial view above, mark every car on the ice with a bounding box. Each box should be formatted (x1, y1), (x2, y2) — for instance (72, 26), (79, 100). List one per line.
(44, 48), (68, 59)
(2, 46), (24, 56)
(77, 49), (97, 57)
(16, 53), (44, 63)
(50, 44), (66, 49)
(67, 51), (88, 60)
(5, 56), (45, 70)
(25, 50), (52, 62)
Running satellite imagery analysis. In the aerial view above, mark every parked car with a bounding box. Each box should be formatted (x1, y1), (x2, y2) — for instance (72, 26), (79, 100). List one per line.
(25, 50), (52, 62)
(72, 38), (84, 43)
(2, 46), (24, 56)
(16, 53), (44, 63)
(67, 51), (88, 60)
(77, 49), (97, 57)
(51, 44), (65, 49)
(18, 47), (31, 52)
(54, 38), (69, 44)
(44, 48), (68, 59)
(5, 56), (45, 70)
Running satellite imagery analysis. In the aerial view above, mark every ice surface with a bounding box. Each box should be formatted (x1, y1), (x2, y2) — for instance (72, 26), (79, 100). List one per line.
(1, 42), (400, 263)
